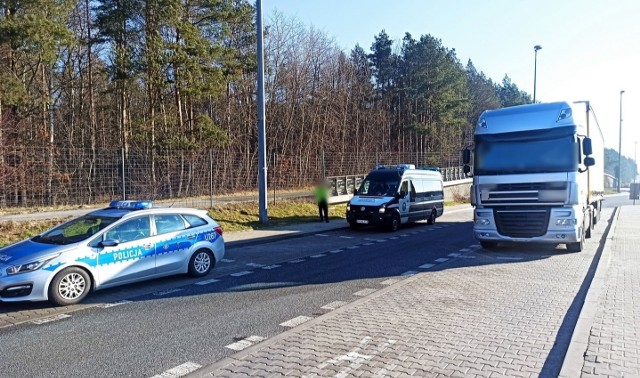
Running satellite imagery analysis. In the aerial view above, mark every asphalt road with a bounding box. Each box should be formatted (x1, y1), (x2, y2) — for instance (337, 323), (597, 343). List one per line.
(0, 209), (475, 377)
(0, 202), (612, 378)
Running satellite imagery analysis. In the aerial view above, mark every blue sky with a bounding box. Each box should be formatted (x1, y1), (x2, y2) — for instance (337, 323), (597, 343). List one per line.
(263, 0), (640, 160)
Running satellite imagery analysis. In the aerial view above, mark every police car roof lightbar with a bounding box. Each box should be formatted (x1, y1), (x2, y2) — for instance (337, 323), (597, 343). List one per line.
(109, 200), (153, 210)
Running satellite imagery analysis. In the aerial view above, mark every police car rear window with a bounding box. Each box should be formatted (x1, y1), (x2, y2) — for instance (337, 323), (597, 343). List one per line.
(183, 214), (208, 228)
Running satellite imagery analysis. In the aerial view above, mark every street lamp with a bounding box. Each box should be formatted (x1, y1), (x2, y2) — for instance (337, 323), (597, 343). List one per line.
(533, 45), (542, 103)
(617, 90), (625, 193)
(634, 141), (637, 205)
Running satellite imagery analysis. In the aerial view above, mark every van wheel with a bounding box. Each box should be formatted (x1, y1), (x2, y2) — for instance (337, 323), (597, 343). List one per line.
(48, 267), (91, 306)
(389, 215), (400, 232)
(427, 210), (436, 225)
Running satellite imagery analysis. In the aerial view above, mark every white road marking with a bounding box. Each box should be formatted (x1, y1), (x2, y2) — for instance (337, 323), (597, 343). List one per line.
(448, 253), (461, 257)
(362, 243), (374, 246)
(339, 236), (353, 239)
(315, 234), (329, 237)
(315, 337), (397, 378)
(347, 246), (359, 249)
(99, 300), (132, 308)
(401, 271), (418, 276)
(434, 258), (449, 263)
(153, 288), (183, 296)
(280, 316), (314, 328)
(353, 288), (377, 297)
(380, 278), (401, 285)
(321, 301), (348, 310)
(224, 336), (266, 351)
(195, 279), (220, 285)
(31, 314), (71, 325)
(459, 248), (471, 252)
(418, 263), (435, 269)
(261, 264), (282, 270)
(310, 254), (327, 258)
(470, 244), (481, 248)
(288, 259), (305, 263)
(458, 255), (476, 259)
(151, 362), (202, 378)
(230, 271), (253, 277)
(389, 237), (399, 240)
(220, 259), (235, 263)
(246, 262), (265, 268)
(329, 249), (343, 254)
(497, 256), (523, 261)
(399, 234), (409, 237)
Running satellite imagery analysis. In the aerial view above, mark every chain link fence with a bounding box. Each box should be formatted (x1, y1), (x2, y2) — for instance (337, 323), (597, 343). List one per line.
(0, 147), (463, 209)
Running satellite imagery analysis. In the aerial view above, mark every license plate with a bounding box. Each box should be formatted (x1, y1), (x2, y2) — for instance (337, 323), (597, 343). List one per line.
(356, 219), (369, 224)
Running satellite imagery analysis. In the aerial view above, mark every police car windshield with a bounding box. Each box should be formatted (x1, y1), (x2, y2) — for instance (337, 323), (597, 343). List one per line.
(32, 215), (120, 245)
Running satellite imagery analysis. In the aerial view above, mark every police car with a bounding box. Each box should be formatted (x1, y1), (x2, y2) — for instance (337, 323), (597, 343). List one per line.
(0, 201), (225, 305)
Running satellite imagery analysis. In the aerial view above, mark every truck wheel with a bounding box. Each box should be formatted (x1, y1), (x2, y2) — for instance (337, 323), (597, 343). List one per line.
(426, 210), (436, 225)
(480, 241), (498, 250)
(567, 229), (585, 252)
(389, 215), (400, 232)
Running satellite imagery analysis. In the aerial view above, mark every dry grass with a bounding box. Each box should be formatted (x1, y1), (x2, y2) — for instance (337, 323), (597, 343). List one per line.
(0, 200), (346, 247)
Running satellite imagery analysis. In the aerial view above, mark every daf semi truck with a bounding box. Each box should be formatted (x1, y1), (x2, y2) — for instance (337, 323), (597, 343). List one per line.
(463, 101), (604, 252)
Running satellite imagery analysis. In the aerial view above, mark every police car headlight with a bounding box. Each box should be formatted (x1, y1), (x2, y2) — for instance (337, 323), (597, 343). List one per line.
(6, 255), (59, 276)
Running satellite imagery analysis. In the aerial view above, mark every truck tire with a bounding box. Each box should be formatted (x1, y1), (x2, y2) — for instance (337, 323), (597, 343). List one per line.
(567, 228), (585, 252)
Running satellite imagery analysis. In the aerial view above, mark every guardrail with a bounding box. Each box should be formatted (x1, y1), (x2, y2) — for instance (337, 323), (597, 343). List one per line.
(327, 166), (467, 197)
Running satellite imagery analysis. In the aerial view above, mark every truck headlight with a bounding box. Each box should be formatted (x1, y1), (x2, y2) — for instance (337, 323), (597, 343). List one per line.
(556, 219), (577, 226)
(6, 255), (59, 275)
(475, 218), (490, 225)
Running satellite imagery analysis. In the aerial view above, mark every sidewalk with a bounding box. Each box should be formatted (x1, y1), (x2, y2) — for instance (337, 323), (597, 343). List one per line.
(189, 208), (617, 378)
(575, 206), (640, 377)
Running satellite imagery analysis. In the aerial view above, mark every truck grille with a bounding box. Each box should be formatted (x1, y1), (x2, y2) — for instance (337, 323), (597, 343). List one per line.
(494, 208), (550, 238)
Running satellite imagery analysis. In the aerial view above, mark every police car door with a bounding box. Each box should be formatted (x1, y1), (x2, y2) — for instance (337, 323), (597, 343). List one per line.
(97, 216), (156, 286)
(153, 214), (192, 274)
(399, 180), (410, 223)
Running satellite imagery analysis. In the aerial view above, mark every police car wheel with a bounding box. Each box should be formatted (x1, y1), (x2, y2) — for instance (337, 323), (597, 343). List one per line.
(49, 267), (91, 306)
(188, 249), (214, 277)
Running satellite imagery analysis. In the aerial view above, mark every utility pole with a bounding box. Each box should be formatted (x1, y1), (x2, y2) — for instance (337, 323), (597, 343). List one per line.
(533, 45), (542, 103)
(617, 90), (625, 193)
(256, 0), (268, 223)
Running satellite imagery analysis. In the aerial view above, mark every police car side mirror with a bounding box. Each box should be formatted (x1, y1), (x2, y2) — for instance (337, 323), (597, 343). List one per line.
(101, 239), (119, 247)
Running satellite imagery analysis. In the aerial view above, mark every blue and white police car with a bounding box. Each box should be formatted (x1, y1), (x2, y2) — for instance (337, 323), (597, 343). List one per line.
(0, 201), (225, 305)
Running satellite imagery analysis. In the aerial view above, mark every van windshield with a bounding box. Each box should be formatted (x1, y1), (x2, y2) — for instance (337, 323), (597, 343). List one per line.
(357, 171), (401, 196)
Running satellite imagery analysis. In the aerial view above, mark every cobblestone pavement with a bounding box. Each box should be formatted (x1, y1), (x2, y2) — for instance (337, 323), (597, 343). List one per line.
(581, 205), (640, 378)
(194, 210), (615, 378)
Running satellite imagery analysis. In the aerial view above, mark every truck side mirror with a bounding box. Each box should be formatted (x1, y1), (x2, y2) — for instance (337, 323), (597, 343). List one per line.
(584, 157), (595, 167)
(582, 138), (593, 156)
(462, 148), (471, 164)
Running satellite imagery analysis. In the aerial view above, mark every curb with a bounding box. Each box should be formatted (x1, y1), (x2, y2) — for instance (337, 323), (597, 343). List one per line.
(559, 206), (620, 378)
(225, 224), (348, 249)
(185, 267), (432, 378)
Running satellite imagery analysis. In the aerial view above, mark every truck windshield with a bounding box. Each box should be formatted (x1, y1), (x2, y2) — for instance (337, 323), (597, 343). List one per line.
(474, 127), (579, 175)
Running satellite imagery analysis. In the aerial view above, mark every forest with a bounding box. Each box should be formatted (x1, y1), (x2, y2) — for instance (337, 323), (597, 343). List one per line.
(0, 1), (532, 207)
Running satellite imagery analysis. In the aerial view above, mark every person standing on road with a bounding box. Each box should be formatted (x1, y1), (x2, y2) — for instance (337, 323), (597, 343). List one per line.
(315, 180), (329, 222)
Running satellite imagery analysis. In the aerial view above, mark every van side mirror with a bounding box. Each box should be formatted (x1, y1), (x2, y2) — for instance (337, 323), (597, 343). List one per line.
(463, 165), (472, 177)
(462, 148), (471, 165)
(584, 157), (595, 167)
(399, 190), (406, 198)
(582, 138), (593, 156)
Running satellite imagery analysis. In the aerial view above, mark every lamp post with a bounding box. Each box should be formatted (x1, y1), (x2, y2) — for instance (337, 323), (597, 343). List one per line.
(256, 0), (268, 222)
(533, 45), (542, 103)
(634, 141), (637, 205)
(617, 90), (625, 193)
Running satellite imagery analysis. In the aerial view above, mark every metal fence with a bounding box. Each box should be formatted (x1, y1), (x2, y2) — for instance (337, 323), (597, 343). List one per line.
(0, 147), (463, 209)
